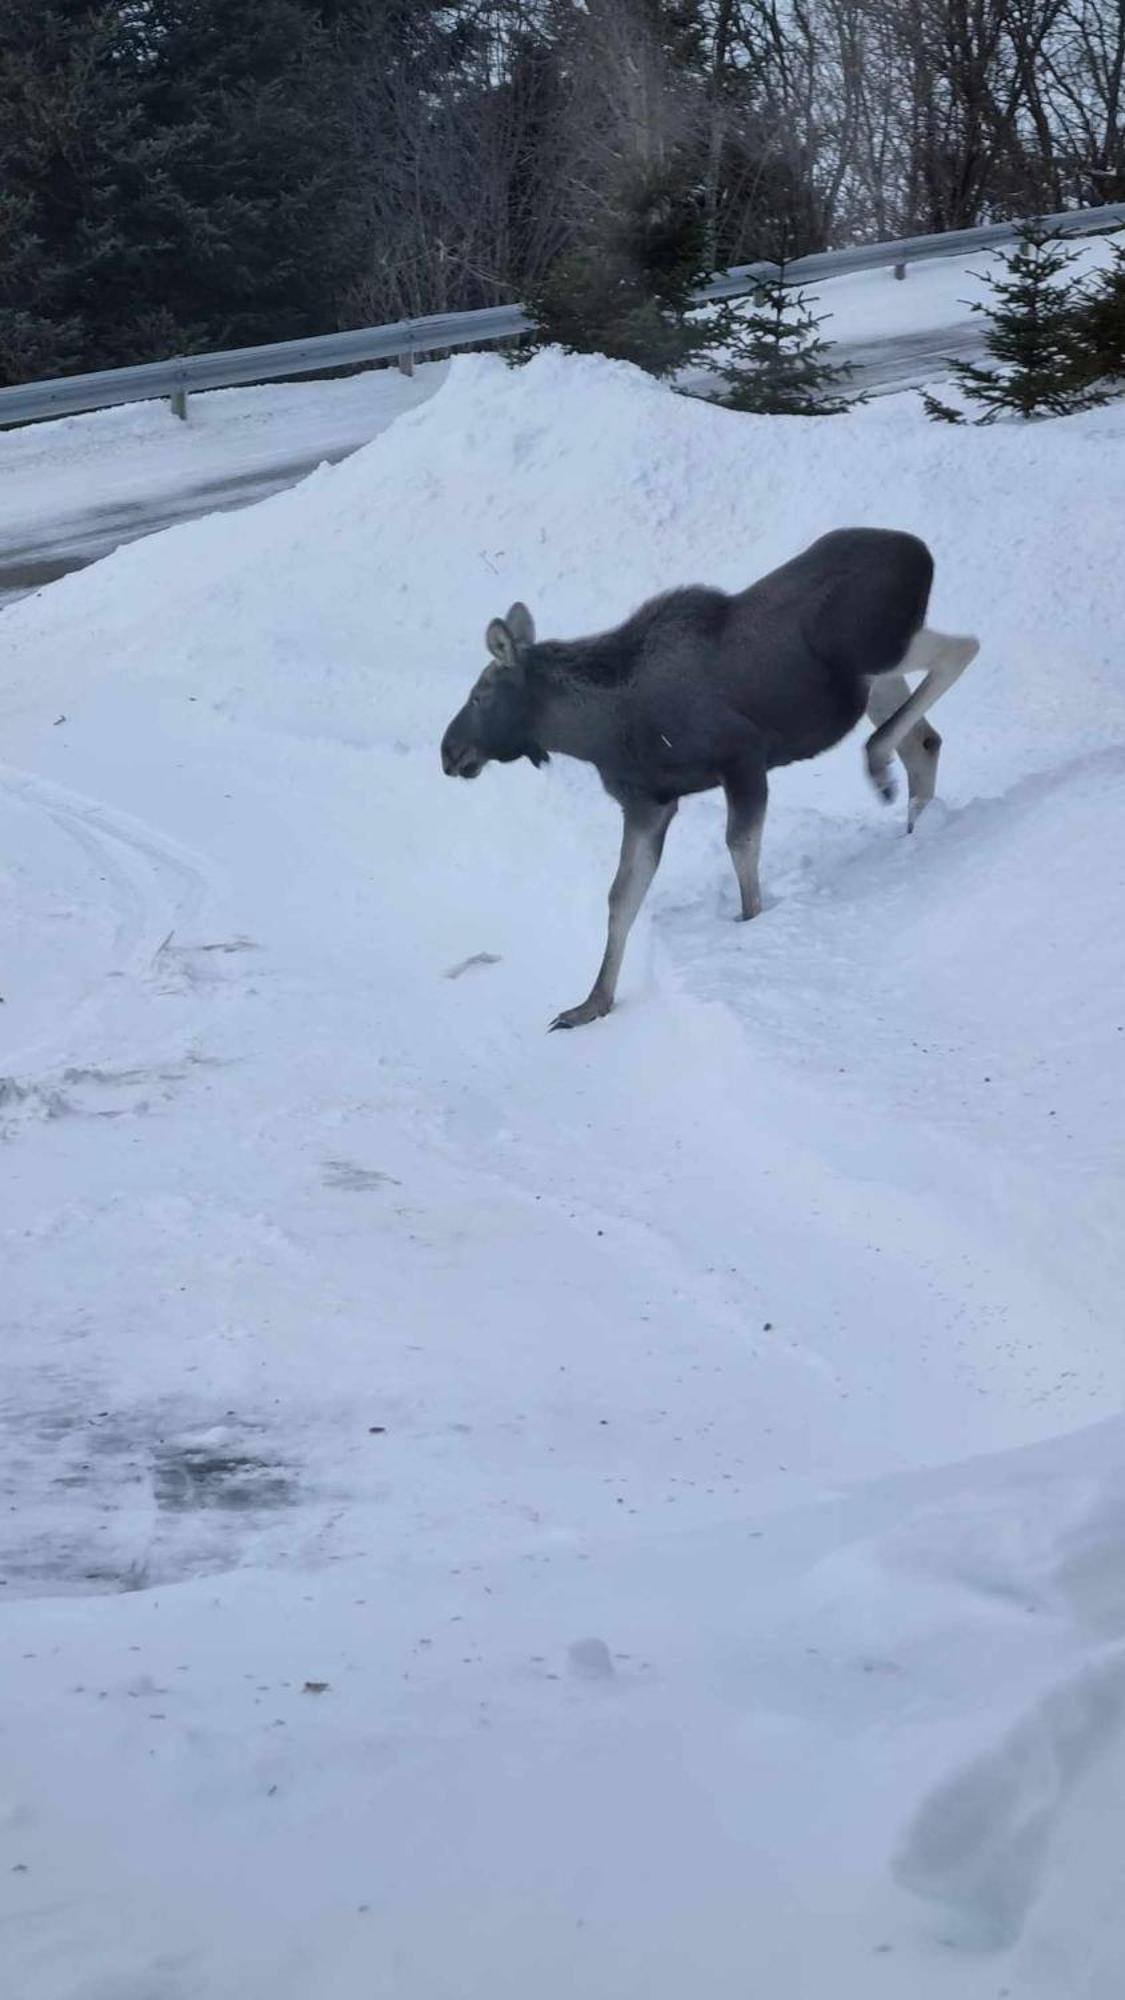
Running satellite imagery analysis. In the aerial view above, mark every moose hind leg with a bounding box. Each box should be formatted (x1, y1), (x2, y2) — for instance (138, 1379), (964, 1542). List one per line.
(550, 798), (677, 1031)
(865, 631), (978, 814)
(898, 720), (942, 832)
(866, 672), (942, 831)
(723, 762), (768, 919)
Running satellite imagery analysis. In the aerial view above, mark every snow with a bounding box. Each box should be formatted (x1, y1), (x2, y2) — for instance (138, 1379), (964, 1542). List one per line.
(2, 349), (1125, 1998)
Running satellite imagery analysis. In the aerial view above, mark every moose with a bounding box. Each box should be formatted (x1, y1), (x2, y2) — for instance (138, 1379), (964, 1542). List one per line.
(441, 528), (978, 1030)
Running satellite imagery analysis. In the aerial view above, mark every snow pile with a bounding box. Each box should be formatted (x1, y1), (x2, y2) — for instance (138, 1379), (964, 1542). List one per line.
(6, 348), (1124, 771)
(2, 352), (1125, 1999)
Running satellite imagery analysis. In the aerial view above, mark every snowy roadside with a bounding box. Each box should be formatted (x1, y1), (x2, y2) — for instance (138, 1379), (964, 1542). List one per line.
(4, 232), (1116, 610)
(2, 350), (1125, 1998)
(0, 363), (448, 593)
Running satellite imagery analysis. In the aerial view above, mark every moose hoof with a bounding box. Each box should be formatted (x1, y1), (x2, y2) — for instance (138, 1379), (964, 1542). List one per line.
(866, 748), (898, 804)
(549, 995), (612, 1031)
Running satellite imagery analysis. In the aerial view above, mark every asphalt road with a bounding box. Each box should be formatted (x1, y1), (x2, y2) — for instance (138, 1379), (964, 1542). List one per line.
(0, 323), (980, 611)
(0, 451), (357, 608)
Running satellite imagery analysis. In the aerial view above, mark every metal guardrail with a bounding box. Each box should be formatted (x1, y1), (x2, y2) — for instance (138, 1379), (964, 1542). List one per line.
(698, 199), (1125, 300)
(2, 201), (1123, 429)
(0, 303), (536, 427)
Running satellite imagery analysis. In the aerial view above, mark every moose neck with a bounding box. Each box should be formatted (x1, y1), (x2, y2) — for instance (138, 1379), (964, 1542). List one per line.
(526, 638), (626, 767)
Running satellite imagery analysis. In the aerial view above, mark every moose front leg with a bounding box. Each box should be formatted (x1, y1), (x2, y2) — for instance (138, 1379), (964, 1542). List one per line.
(550, 797), (677, 1031)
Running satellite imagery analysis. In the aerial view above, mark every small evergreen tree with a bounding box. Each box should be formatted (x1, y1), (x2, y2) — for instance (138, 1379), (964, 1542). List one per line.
(1072, 236), (1125, 387)
(924, 221), (1106, 423)
(721, 265), (852, 414)
(521, 161), (718, 378)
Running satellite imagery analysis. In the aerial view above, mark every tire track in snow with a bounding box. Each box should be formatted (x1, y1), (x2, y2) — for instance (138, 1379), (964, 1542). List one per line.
(0, 762), (219, 1077)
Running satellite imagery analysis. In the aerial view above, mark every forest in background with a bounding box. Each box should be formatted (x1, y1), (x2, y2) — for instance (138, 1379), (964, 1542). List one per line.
(2, 0), (1123, 385)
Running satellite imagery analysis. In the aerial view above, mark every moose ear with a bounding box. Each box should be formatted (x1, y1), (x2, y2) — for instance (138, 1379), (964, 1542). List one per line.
(505, 602), (535, 648)
(486, 616), (516, 666)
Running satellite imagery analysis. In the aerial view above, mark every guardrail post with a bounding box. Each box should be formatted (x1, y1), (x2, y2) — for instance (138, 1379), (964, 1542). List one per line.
(894, 261), (907, 280)
(170, 386), (189, 420)
(397, 348), (415, 378)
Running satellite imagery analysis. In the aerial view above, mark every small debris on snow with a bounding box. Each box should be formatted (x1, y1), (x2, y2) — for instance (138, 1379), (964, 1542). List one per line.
(323, 1160), (400, 1191)
(444, 951), (502, 980)
(302, 1681), (330, 1696)
(567, 1637), (615, 1683)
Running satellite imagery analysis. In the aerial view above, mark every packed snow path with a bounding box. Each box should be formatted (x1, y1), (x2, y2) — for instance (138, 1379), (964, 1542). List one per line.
(2, 354), (1124, 1999)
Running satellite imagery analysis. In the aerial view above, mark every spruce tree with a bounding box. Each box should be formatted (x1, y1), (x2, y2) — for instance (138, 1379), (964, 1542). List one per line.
(522, 160), (718, 379)
(1073, 237), (1125, 387)
(924, 221), (1105, 423)
(0, 3), (133, 383)
(721, 265), (852, 414)
(106, 0), (363, 356)
(0, 0), (367, 383)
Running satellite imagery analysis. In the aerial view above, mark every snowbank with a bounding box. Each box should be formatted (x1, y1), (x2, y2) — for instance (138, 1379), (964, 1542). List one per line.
(6, 348), (1124, 777)
(4, 228), (1115, 591)
(2, 352), (1125, 1999)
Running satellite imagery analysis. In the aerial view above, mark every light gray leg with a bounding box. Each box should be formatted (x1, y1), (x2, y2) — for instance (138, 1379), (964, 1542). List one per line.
(550, 798), (677, 1031)
(866, 671), (943, 832)
(898, 718), (942, 832)
(723, 763), (768, 919)
(866, 629), (979, 807)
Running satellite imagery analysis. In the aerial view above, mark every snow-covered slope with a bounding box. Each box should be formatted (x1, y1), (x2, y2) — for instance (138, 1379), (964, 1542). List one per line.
(2, 354), (1124, 1999)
